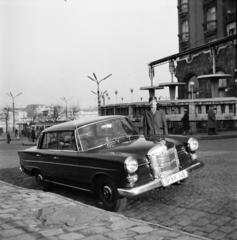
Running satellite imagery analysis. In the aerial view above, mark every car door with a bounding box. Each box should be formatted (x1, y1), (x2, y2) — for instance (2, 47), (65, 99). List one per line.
(48, 131), (82, 186)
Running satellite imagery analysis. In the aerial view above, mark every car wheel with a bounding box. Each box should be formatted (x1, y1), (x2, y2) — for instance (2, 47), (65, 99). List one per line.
(97, 176), (127, 212)
(34, 170), (49, 191)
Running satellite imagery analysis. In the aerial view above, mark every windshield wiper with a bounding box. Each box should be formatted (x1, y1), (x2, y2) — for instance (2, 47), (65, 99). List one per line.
(105, 135), (130, 146)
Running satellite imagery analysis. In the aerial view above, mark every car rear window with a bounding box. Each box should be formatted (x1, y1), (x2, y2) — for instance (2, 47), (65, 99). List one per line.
(41, 131), (78, 151)
(41, 132), (58, 149)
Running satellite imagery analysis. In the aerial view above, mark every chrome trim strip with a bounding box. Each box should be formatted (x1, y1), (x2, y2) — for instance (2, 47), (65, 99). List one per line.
(118, 179), (163, 197)
(185, 161), (202, 171)
(45, 180), (91, 192)
(23, 160), (118, 171)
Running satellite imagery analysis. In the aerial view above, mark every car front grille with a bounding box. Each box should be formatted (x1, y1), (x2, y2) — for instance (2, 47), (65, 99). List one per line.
(148, 144), (180, 179)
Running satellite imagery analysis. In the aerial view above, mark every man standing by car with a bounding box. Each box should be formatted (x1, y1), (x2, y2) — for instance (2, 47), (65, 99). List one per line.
(181, 108), (190, 135)
(31, 127), (36, 142)
(143, 96), (168, 136)
(207, 106), (217, 135)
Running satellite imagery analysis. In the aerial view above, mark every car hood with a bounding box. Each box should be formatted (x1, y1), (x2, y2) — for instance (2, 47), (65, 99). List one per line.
(96, 135), (183, 158)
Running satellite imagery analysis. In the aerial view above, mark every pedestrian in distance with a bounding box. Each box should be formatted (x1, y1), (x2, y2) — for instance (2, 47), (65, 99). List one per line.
(15, 128), (18, 137)
(143, 96), (168, 137)
(181, 108), (190, 135)
(207, 106), (217, 135)
(31, 127), (36, 142)
(6, 131), (11, 144)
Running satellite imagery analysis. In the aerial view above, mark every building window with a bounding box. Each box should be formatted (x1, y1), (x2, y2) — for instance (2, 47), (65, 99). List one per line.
(219, 78), (227, 88)
(180, 0), (188, 12)
(206, 7), (216, 30)
(182, 20), (189, 33)
(182, 20), (189, 41)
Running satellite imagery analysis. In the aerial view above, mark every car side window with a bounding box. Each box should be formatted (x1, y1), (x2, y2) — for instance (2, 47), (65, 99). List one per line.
(41, 132), (58, 149)
(59, 131), (77, 151)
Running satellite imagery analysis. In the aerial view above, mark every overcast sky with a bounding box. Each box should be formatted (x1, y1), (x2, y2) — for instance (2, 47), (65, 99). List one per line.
(0, 0), (178, 109)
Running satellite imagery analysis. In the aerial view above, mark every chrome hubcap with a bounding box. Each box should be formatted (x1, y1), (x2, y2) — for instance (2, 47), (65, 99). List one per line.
(37, 174), (44, 186)
(103, 186), (113, 201)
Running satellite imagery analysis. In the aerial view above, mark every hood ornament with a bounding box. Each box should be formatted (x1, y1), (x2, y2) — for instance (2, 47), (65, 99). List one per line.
(159, 137), (166, 145)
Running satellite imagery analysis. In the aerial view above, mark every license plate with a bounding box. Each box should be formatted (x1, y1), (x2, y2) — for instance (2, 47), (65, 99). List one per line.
(161, 170), (188, 187)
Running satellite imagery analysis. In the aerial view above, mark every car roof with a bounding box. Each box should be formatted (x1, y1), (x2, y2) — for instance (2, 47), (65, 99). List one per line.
(42, 115), (126, 132)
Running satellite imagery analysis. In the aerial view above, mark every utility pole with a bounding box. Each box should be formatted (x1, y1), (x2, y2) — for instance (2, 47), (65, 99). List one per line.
(61, 97), (73, 121)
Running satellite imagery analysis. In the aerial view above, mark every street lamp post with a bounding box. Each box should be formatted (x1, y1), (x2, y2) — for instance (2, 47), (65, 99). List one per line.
(61, 97), (73, 121)
(106, 92), (109, 104)
(7, 92), (22, 131)
(88, 73), (112, 116)
(130, 88), (134, 102)
(115, 90), (118, 103)
(190, 82), (194, 99)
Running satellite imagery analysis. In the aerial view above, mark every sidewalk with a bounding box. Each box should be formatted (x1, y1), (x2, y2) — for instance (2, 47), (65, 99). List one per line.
(0, 180), (211, 240)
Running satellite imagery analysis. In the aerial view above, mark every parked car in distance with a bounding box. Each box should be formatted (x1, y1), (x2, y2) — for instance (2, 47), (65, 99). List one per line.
(18, 115), (204, 212)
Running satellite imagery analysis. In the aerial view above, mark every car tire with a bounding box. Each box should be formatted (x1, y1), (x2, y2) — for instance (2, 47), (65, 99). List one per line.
(97, 176), (127, 212)
(34, 170), (50, 191)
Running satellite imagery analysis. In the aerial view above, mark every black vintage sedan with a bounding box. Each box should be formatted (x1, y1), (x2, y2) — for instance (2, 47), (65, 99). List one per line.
(18, 116), (204, 212)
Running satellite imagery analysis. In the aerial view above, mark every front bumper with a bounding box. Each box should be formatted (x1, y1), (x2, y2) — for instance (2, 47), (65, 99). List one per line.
(117, 160), (204, 197)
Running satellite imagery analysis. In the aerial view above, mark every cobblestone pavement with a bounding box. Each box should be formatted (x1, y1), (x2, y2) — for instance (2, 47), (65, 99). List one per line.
(0, 181), (209, 240)
(0, 139), (237, 240)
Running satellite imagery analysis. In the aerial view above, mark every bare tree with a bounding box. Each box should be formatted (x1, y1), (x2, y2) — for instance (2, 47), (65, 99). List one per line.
(0, 106), (11, 132)
(26, 106), (38, 123)
(48, 104), (64, 122)
(69, 104), (80, 120)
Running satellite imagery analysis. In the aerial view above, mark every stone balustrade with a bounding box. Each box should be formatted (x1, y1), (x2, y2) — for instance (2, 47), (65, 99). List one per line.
(101, 97), (237, 133)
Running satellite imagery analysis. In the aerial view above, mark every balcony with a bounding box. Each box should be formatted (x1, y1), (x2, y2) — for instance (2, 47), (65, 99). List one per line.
(203, 20), (217, 37)
(203, 0), (216, 8)
(178, 3), (188, 17)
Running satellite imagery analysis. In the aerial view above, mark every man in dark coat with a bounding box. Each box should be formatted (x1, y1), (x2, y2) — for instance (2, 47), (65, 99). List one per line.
(31, 127), (36, 142)
(207, 106), (217, 135)
(181, 108), (190, 135)
(143, 96), (168, 136)
(7, 131), (11, 144)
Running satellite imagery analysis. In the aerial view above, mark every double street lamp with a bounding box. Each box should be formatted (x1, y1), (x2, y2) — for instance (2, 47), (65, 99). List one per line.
(7, 92), (22, 131)
(88, 73), (112, 116)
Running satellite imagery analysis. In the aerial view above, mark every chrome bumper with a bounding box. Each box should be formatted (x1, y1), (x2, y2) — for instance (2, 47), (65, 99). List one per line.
(117, 161), (204, 197)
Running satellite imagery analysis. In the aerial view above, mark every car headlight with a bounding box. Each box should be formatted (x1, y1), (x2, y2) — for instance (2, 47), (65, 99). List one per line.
(188, 137), (199, 151)
(124, 157), (138, 173)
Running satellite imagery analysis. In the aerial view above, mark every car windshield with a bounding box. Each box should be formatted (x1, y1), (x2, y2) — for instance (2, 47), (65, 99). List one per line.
(76, 118), (138, 151)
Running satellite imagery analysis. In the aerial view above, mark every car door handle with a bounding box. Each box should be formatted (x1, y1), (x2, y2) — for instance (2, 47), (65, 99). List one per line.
(36, 154), (41, 157)
(53, 157), (59, 159)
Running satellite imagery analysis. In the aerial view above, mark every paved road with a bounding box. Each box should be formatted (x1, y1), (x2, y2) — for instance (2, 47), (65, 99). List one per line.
(0, 139), (237, 240)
